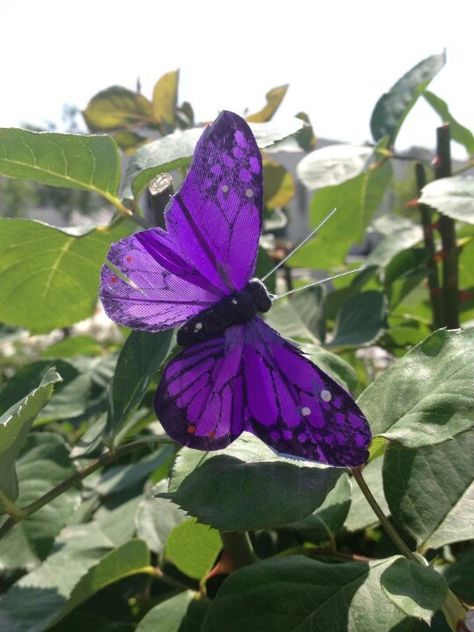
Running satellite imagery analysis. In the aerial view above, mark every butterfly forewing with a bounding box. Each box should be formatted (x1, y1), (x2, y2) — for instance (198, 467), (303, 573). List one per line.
(164, 111), (263, 292)
(100, 111), (262, 330)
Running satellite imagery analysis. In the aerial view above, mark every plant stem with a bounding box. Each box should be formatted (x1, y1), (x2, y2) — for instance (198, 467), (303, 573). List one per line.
(220, 531), (257, 568)
(0, 490), (26, 520)
(434, 124), (460, 329)
(351, 467), (419, 563)
(0, 437), (175, 540)
(415, 162), (443, 329)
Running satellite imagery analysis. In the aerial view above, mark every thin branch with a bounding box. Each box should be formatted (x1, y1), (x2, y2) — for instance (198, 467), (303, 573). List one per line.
(220, 531), (257, 568)
(0, 437), (175, 540)
(435, 124), (460, 329)
(415, 162), (443, 328)
(351, 466), (419, 563)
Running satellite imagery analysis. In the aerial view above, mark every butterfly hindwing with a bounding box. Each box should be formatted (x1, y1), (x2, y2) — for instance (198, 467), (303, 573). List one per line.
(155, 318), (371, 466)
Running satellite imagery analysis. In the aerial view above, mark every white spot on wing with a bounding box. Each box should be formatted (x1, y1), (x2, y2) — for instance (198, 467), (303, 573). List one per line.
(222, 184), (229, 193)
(320, 389), (332, 402)
(301, 406), (311, 416)
(245, 188), (254, 197)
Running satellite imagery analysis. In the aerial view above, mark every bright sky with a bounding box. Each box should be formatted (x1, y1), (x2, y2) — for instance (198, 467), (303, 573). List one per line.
(2, 0), (473, 157)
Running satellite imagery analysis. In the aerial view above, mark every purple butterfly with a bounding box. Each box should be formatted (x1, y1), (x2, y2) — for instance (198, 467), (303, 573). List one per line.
(100, 111), (371, 467)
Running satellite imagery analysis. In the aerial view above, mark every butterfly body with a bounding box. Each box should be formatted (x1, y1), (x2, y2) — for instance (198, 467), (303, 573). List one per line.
(177, 278), (272, 347)
(101, 110), (372, 467)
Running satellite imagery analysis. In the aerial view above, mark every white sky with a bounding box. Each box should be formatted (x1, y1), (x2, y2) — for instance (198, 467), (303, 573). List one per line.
(1, 0), (473, 157)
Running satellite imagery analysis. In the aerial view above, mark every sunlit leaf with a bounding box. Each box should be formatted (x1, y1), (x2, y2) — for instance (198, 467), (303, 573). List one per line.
(0, 128), (121, 200)
(420, 176), (474, 224)
(370, 52), (446, 144)
(358, 329), (474, 447)
(166, 519), (221, 579)
(83, 86), (152, 131)
(123, 117), (304, 200)
(0, 218), (133, 332)
(247, 85), (288, 122)
(424, 91), (474, 157)
(152, 69), (179, 126)
(263, 160), (295, 208)
(297, 144), (373, 190)
(288, 163), (392, 268)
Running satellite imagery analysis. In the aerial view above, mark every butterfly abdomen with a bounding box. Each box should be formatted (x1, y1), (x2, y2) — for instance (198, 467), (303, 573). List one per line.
(177, 279), (271, 347)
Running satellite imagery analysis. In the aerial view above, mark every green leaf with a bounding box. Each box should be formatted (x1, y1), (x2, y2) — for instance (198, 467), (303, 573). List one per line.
(83, 86), (152, 131)
(366, 223), (423, 268)
(266, 299), (319, 344)
(424, 91), (474, 156)
(136, 592), (194, 632)
(263, 160), (295, 208)
(370, 52), (446, 144)
(94, 496), (143, 547)
(441, 547), (474, 602)
(328, 291), (387, 349)
(247, 85), (288, 122)
(345, 456), (389, 531)
(0, 368), (61, 505)
(0, 433), (80, 570)
(297, 144), (373, 190)
(152, 70), (179, 126)
(0, 523), (114, 632)
(0, 218), (132, 332)
(41, 335), (102, 358)
(105, 329), (174, 440)
(123, 118), (304, 200)
(202, 556), (418, 632)
(94, 447), (174, 497)
(135, 482), (185, 555)
(383, 430), (474, 550)
(166, 519), (221, 579)
(287, 473), (351, 542)
(0, 357), (115, 423)
(381, 558), (448, 623)
(288, 163), (392, 268)
(162, 433), (341, 531)
(308, 346), (358, 393)
(0, 128), (121, 200)
(358, 329), (474, 447)
(419, 176), (474, 224)
(65, 539), (149, 615)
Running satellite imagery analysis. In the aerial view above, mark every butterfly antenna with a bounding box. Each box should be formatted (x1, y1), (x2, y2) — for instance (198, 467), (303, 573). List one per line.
(272, 266), (365, 301)
(260, 207), (338, 282)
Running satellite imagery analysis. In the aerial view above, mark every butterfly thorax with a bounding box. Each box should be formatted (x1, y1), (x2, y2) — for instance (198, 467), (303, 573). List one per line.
(177, 279), (271, 347)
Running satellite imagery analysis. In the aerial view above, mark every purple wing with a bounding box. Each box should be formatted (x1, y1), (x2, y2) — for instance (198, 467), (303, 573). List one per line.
(163, 111), (262, 293)
(100, 111), (262, 330)
(155, 325), (247, 450)
(155, 318), (371, 467)
(100, 231), (222, 331)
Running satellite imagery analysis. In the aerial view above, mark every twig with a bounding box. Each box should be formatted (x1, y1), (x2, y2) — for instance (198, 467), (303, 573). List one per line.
(0, 437), (175, 540)
(351, 466), (419, 563)
(435, 124), (460, 329)
(220, 531), (257, 568)
(415, 162), (443, 328)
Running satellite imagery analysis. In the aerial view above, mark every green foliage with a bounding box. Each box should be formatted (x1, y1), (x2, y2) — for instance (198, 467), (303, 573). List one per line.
(0, 218), (133, 332)
(0, 55), (473, 632)
(370, 52), (446, 145)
